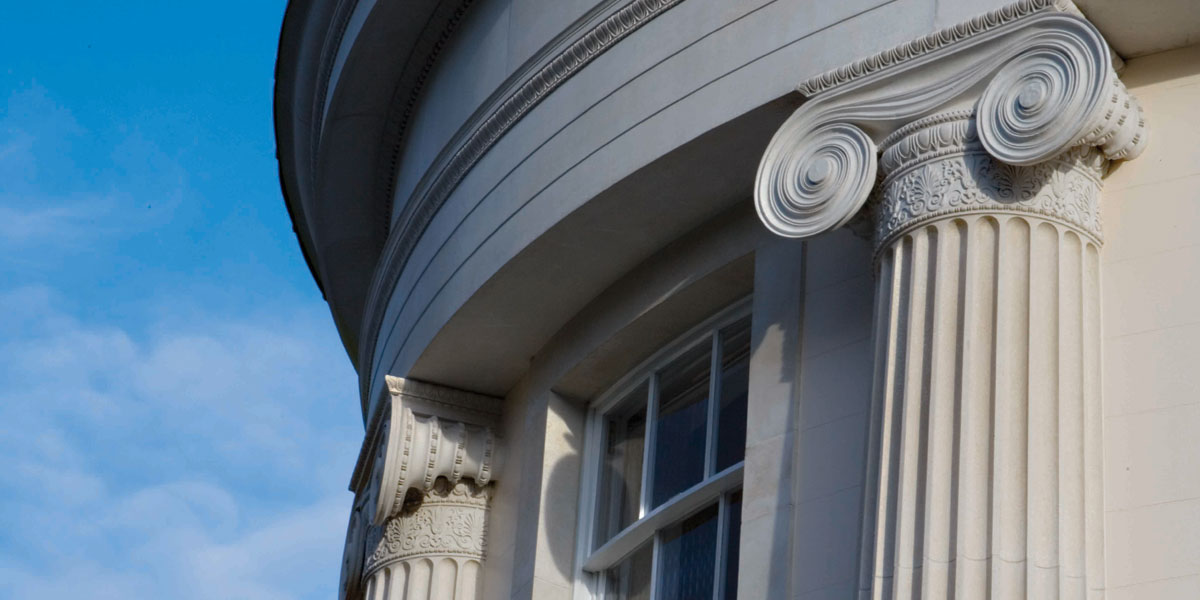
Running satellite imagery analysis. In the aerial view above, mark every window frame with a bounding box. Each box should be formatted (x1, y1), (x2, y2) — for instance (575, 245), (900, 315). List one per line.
(573, 297), (752, 600)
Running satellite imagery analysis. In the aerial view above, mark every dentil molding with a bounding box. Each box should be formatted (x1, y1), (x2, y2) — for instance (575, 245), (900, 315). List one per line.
(754, 0), (1146, 241)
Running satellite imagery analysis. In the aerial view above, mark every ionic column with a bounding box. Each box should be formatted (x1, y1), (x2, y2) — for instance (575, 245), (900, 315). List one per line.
(362, 479), (491, 600)
(862, 110), (1107, 599)
(341, 377), (502, 600)
(752, 3), (1147, 598)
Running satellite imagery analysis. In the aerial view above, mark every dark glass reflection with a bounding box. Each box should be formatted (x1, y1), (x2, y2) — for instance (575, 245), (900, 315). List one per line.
(652, 340), (711, 507)
(657, 504), (719, 599)
(606, 542), (653, 600)
(596, 383), (648, 546)
(723, 491), (743, 600)
(715, 317), (751, 472)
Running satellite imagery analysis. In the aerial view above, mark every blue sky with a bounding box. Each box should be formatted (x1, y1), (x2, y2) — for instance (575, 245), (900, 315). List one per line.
(0, 3), (361, 598)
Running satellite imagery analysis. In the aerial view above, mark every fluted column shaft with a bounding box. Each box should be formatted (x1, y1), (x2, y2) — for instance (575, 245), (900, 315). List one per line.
(858, 111), (1106, 599)
(362, 479), (491, 600)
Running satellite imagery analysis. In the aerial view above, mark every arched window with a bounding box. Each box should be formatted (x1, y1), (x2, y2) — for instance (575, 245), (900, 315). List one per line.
(578, 300), (750, 600)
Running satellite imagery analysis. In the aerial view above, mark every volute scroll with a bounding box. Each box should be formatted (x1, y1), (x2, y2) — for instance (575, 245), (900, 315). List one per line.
(976, 23), (1146, 166)
(755, 121), (877, 239)
(754, 5), (1146, 242)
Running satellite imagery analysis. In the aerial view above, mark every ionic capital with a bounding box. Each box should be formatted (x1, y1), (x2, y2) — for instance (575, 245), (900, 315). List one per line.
(349, 376), (502, 527)
(343, 376), (501, 597)
(754, 0), (1146, 240)
(340, 378), (502, 600)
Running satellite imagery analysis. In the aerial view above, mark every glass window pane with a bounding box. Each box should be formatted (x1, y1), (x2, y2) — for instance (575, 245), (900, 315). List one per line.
(651, 340), (711, 507)
(722, 491), (743, 600)
(596, 383), (648, 546)
(657, 504), (719, 599)
(715, 317), (751, 472)
(605, 542), (652, 600)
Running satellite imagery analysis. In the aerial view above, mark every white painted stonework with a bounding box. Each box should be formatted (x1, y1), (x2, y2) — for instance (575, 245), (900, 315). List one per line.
(866, 117), (1109, 598)
(275, 0), (1200, 597)
(755, 1), (1144, 241)
(341, 378), (501, 600)
(370, 376), (500, 526)
(753, 2), (1146, 598)
(361, 479), (491, 599)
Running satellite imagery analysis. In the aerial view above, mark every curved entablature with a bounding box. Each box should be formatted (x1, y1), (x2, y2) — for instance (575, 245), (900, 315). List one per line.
(278, 0), (695, 409)
(277, 0), (478, 367)
(755, 2), (1146, 241)
(356, 0), (690, 408)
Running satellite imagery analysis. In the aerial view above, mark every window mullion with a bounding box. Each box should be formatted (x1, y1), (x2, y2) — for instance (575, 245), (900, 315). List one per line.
(584, 463), (742, 572)
(575, 406), (610, 600)
(704, 331), (722, 478)
(639, 374), (659, 519)
(647, 530), (664, 600)
(712, 493), (729, 600)
(602, 419), (625, 542)
(589, 407), (609, 553)
(584, 302), (751, 599)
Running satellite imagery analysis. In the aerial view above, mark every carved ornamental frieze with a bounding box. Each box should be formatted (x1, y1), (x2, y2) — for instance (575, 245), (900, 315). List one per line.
(363, 479), (491, 574)
(340, 377), (501, 600)
(874, 110), (1107, 248)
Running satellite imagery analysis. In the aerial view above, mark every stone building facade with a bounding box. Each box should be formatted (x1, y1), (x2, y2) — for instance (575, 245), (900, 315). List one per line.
(274, 0), (1200, 598)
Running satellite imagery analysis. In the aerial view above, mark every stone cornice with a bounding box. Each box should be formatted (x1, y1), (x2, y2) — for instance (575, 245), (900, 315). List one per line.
(358, 0), (687, 404)
(372, 0), (477, 252)
(310, 0), (360, 176)
(278, 0), (478, 377)
(755, 2), (1146, 241)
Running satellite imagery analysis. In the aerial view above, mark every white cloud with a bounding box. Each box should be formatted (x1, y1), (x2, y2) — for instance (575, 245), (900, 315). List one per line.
(0, 488), (349, 600)
(179, 494), (349, 600)
(0, 285), (359, 599)
(0, 84), (188, 250)
(0, 203), (110, 244)
(0, 80), (360, 600)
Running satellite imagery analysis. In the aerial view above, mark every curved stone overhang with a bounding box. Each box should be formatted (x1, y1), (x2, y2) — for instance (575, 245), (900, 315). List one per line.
(280, 0), (742, 417)
(277, 0), (1198, 424)
(274, 0), (339, 300)
(275, 0), (472, 365)
(275, 0), (678, 378)
(286, 0), (1077, 420)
